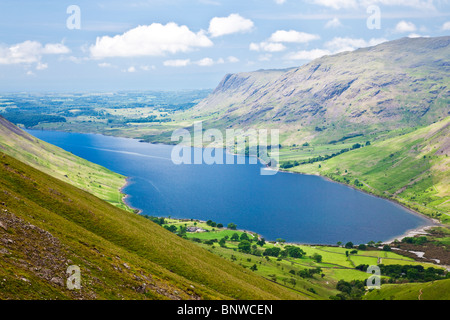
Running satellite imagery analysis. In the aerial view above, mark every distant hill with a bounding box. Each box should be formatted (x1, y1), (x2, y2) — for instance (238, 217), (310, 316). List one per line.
(194, 36), (450, 145)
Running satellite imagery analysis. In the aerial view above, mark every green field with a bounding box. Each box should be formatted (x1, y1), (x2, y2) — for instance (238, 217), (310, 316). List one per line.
(162, 218), (448, 300)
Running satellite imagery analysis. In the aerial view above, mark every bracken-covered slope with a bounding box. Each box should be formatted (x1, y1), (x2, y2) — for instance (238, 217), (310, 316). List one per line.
(193, 36), (450, 145)
(0, 151), (307, 300)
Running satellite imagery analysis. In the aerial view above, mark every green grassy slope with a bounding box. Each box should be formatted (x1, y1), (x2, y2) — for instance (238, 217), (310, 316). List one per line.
(0, 115), (129, 210)
(0, 152), (307, 300)
(290, 118), (449, 222)
(364, 279), (450, 300)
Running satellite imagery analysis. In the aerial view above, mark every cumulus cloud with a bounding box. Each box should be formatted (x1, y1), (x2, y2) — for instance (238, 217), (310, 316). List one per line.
(208, 14), (254, 38)
(227, 56), (240, 63)
(163, 59), (192, 67)
(324, 18), (343, 29)
(441, 21), (450, 30)
(0, 40), (70, 65)
(196, 57), (215, 67)
(324, 37), (387, 53)
(310, 0), (435, 10)
(268, 30), (320, 43)
(0, 41), (69, 73)
(395, 20), (417, 33)
(250, 41), (286, 52)
(90, 23), (213, 59)
(284, 49), (331, 61)
(163, 57), (235, 67)
(284, 37), (387, 62)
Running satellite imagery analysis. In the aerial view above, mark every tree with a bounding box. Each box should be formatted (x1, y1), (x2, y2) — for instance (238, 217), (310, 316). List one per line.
(345, 242), (354, 249)
(256, 238), (266, 247)
(240, 233), (250, 241)
(217, 223), (223, 228)
(263, 247), (281, 257)
(383, 245), (391, 251)
(358, 244), (367, 250)
(219, 238), (227, 247)
(250, 264), (258, 271)
(238, 240), (252, 253)
(227, 223), (237, 230)
(311, 253), (322, 263)
(230, 233), (239, 241)
(285, 246), (305, 258)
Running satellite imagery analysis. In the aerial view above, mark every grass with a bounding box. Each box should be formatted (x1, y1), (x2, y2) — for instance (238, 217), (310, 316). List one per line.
(364, 279), (450, 300)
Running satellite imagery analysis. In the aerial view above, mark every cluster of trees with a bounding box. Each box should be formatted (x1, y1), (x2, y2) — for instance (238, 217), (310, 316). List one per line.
(206, 220), (224, 228)
(355, 264), (448, 283)
(125, 115), (172, 123)
(3, 112), (66, 128)
(296, 267), (323, 279)
(330, 280), (365, 300)
(279, 142), (371, 169)
(145, 216), (166, 226)
(262, 245), (306, 259)
(401, 236), (428, 245)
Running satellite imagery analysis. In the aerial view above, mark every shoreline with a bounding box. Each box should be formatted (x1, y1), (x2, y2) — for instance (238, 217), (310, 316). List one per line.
(119, 177), (143, 214)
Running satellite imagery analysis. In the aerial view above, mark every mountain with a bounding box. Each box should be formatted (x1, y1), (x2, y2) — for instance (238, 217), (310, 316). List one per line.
(192, 37), (449, 145)
(0, 116), (129, 210)
(0, 143), (306, 300)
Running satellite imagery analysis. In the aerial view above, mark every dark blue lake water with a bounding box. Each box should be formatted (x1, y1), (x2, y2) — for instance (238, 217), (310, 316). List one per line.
(26, 129), (431, 245)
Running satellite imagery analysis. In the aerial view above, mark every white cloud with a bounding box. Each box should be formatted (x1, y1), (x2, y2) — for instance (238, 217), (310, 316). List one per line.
(0, 40), (70, 67)
(90, 23), (213, 59)
(163, 59), (191, 67)
(284, 37), (388, 62)
(285, 49), (331, 61)
(324, 37), (387, 53)
(196, 57), (215, 67)
(124, 66), (136, 73)
(310, 0), (357, 9)
(250, 41), (286, 52)
(395, 20), (417, 33)
(274, 0), (286, 4)
(140, 65), (155, 71)
(268, 30), (320, 43)
(98, 62), (113, 68)
(36, 62), (48, 70)
(208, 14), (254, 38)
(42, 43), (71, 54)
(310, 0), (435, 10)
(324, 18), (343, 28)
(442, 21), (450, 30)
(227, 56), (240, 63)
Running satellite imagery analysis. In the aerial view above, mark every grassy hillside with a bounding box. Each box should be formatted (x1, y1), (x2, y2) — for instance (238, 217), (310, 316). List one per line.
(364, 279), (450, 300)
(0, 151), (306, 300)
(290, 118), (450, 223)
(0, 115), (129, 210)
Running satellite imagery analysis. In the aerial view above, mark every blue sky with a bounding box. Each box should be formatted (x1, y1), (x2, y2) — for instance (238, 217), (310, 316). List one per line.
(0, 0), (449, 92)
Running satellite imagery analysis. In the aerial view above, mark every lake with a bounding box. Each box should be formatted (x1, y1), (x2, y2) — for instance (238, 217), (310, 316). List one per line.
(26, 129), (431, 245)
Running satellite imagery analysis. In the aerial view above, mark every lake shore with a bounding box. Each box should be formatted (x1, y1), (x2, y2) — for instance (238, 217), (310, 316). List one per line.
(120, 177), (143, 214)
